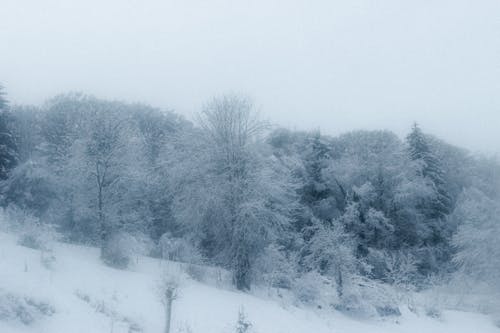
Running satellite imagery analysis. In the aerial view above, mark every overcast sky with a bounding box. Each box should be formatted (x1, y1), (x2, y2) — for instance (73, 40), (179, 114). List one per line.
(1, 0), (499, 153)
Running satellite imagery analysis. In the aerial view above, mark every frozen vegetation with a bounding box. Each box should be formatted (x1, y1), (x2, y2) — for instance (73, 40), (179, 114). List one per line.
(0, 87), (499, 332)
(0, 231), (499, 333)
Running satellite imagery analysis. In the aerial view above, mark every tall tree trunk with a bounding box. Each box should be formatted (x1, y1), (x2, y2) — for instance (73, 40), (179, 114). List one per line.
(99, 185), (105, 241)
(336, 268), (344, 298)
(233, 230), (251, 291)
(97, 170), (107, 258)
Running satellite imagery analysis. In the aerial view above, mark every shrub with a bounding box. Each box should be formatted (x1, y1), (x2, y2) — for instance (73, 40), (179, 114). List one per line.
(253, 245), (296, 290)
(131, 233), (155, 259)
(13, 209), (58, 252)
(425, 306), (441, 319)
(292, 271), (337, 307)
(337, 276), (400, 318)
(159, 233), (202, 264)
(101, 232), (136, 269)
(18, 230), (46, 250)
(0, 161), (56, 218)
(185, 263), (207, 282)
(235, 307), (252, 333)
(0, 291), (55, 325)
(40, 251), (57, 270)
(292, 271), (400, 318)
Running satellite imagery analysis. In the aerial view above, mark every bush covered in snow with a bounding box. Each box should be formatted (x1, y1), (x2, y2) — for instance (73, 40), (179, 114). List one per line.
(292, 271), (338, 307)
(184, 263), (207, 282)
(17, 223), (58, 252)
(253, 244), (296, 290)
(235, 307), (253, 333)
(0, 291), (55, 325)
(337, 276), (400, 318)
(291, 271), (401, 318)
(101, 232), (137, 269)
(5, 206), (59, 252)
(159, 233), (202, 264)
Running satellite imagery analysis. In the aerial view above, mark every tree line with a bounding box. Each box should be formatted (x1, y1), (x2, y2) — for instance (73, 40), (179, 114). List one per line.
(0, 86), (499, 310)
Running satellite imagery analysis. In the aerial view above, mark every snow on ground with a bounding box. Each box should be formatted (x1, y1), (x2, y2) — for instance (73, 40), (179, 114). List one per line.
(0, 231), (498, 333)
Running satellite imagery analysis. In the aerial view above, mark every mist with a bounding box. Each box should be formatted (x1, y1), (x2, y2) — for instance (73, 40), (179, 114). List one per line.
(1, 0), (499, 153)
(2, 2), (500, 332)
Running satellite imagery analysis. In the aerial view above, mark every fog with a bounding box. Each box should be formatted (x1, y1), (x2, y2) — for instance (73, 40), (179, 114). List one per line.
(1, 0), (499, 153)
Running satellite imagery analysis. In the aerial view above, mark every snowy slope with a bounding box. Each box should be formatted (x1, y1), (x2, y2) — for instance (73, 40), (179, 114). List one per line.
(0, 231), (498, 333)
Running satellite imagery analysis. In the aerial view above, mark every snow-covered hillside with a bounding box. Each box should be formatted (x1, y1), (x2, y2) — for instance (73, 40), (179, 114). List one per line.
(0, 231), (498, 333)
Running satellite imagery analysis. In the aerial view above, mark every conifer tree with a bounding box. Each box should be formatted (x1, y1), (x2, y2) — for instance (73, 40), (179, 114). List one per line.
(406, 123), (451, 220)
(0, 85), (18, 180)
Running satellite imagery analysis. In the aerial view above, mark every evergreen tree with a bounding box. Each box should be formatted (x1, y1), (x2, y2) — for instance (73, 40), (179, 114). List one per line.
(0, 85), (18, 180)
(406, 123), (451, 220)
(405, 123), (454, 275)
(300, 132), (336, 209)
(296, 131), (343, 241)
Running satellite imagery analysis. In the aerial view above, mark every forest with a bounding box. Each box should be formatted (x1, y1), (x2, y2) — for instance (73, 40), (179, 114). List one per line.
(0, 85), (499, 319)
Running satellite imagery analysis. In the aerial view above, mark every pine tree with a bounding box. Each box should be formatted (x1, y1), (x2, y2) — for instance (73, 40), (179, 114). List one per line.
(405, 123), (454, 275)
(297, 131), (343, 236)
(0, 85), (18, 180)
(406, 123), (451, 220)
(301, 131), (332, 206)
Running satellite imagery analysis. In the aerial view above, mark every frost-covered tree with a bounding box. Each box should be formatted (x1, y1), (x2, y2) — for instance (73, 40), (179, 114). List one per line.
(343, 184), (394, 255)
(452, 188), (500, 291)
(32, 95), (90, 238)
(401, 124), (454, 274)
(201, 95), (292, 290)
(0, 86), (18, 180)
(252, 243), (297, 291)
(84, 103), (128, 246)
(9, 105), (41, 163)
(0, 160), (56, 217)
(324, 131), (403, 242)
(134, 107), (190, 240)
(35, 95), (151, 247)
(39, 94), (88, 169)
(298, 131), (343, 227)
(301, 132), (332, 205)
(172, 94), (297, 290)
(4, 87), (500, 307)
(77, 99), (151, 258)
(406, 123), (451, 220)
(303, 218), (360, 297)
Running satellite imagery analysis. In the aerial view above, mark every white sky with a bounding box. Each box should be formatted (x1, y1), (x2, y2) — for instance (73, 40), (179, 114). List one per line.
(0, 0), (499, 153)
